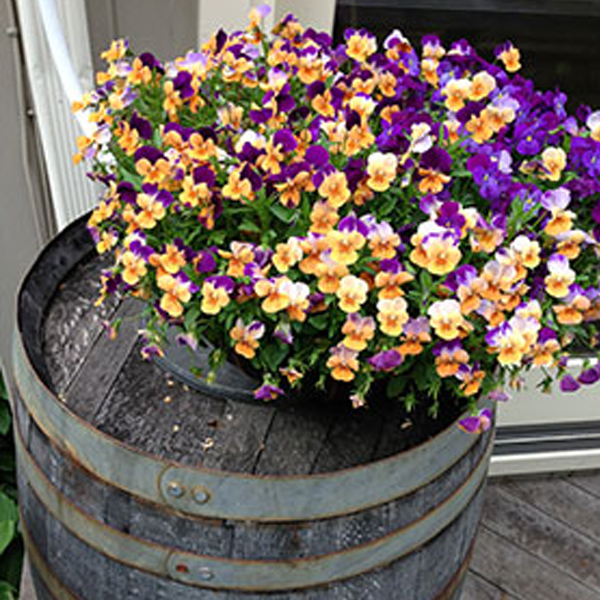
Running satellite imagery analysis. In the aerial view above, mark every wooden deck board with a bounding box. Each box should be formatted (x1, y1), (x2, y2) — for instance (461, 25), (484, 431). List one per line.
(20, 470), (600, 599)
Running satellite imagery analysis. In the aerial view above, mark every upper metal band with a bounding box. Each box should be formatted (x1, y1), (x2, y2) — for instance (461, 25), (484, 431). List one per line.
(14, 329), (487, 522)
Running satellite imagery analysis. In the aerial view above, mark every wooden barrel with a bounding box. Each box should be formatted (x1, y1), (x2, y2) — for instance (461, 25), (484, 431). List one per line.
(12, 215), (494, 600)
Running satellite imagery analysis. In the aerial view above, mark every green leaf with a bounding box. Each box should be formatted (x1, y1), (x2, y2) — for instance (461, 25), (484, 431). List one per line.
(309, 313), (329, 331)
(261, 343), (288, 370)
(0, 406), (9, 437)
(0, 378), (6, 401)
(386, 375), (407, 398)
(0, 453), (14, 473)
(269, 202), (295, 224)
(419, 269), (433, 291)
(0, 493), (17, 556)
(0, 581), (16, 600)
(239, 219), (261, 234)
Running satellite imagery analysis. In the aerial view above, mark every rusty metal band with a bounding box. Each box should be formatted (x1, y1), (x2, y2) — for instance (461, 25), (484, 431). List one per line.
(15, 416), (492, 592)
(13, 331), (490, 522)
(21, 517), (81, 600)
(21, 509), (476, 600)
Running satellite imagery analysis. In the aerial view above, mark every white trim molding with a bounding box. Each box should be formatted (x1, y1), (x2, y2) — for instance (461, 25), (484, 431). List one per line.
(490, 449), (600, 477)
(16, 0), (100, 230)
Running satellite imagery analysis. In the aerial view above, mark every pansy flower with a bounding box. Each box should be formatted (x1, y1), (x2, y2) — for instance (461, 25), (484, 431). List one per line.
(374, 259), (414, 299)
(544, 254), (576, 298)
(377, 297), (410, 336)
(326, 215), (368, 265)
(315, 253), (349, 294)
(397, 317), (431, 356)
(495, 41), (521, 72)
(541, 188), (575, 236)
(433, 340), (470, 377)
(456, 364), (486, 396)
(254, 383), (284, 401)
(532, 328), (560, 366)
(327, 343), (360, 382)
(459, 408), (493, 434)
(586, 111), (600, 142)
(318, 171), (351, 208)
(201, 276), (234, 315)
(119, 250), (148, 286)
(540, 147), (567, 182)
(428, 300), (470, 340)
(336, 275), (370, 313)
(344, 28), (377, 63)
(553, 285), (591, 325)
(150, 243), (187, 274)
(366, 152), (398, 192)
(230, 319), (265, 359)
(342, 313), (376, 351)
(157, 270), (197, 318)
(368, 349), (403, 372)
(273, 238), (303, 273)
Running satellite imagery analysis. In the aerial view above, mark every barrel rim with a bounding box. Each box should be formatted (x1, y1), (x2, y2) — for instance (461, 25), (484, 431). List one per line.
(15, 212), (485, 483)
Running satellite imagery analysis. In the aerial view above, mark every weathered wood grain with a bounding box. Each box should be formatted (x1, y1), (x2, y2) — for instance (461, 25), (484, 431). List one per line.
(16, 383), (491, 561)
(19, 473), (482, 600)
(482, 484), (600, 592)
(63, 298), (139, 421)
(499, 476), (600, 544)
(43, 255), (119, 395)
(568, 471), (600, 499)
(461, 571), (518, 600)
(471, 527), (600, 600)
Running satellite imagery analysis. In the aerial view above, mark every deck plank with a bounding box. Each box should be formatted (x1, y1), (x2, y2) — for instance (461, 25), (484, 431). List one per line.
(498, 476), (600, 543)
(482, 483), (600, 592)
(461, 571), (519, 600)
(567, 471), (600, 498)
(470, 526), (600, 600)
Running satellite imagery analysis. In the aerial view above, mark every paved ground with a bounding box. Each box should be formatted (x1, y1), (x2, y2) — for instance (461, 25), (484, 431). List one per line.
(20, 469), (600, 599)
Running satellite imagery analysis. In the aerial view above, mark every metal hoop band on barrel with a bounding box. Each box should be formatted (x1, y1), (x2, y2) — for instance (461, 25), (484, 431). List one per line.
(13, 331), (488, 523)
(15, 413), (491, 591)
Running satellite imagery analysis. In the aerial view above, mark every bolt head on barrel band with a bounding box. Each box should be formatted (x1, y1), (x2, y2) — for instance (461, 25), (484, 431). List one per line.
(192, 486), (211, 505)
(167, 481), (185, 498)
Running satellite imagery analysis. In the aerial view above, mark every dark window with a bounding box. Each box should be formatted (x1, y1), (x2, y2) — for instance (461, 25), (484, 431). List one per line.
(334, 0), (600, 110)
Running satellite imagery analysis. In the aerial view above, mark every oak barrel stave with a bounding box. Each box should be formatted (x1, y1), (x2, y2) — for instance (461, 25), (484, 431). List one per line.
(13, 214), (493, 598)
(18, 467), (485, 600)
(13, 386), (491, 562)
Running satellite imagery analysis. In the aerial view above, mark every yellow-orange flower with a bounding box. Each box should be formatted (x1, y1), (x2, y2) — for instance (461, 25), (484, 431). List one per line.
(318, 172), (351, 208)
(310, 201), (339, 234)
(223, 169), (253, 201)
(255, 278), (291, 314)
(326, 229), (366, 266)
(336, 275), (369, 313)
(326, 344), (360, 382)
(499, 44), (521, 72)
(540, 147), (567, 182)
(469, 71), (496, 101)
(200, 281), (230, 315)
(345, 32), (377, 63)
(442, 78), (471, 112)
(366, 152), (398, 192)
(342, 314), (376, 351)
(230, 319), (265, 359)
(272, 238), (303, 273)
(377, 297), (409, 336)
(157, 271), (193, 318)
(428, 300), (468, 340)
(151, 244), (187, 274)
(135, 193), (166, 229)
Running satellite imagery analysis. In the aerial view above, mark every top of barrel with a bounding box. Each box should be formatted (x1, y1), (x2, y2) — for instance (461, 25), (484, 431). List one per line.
(20, 215), (463, 476)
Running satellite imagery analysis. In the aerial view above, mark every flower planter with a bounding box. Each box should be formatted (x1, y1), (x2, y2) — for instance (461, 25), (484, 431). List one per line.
(12, 215), (493, 600)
